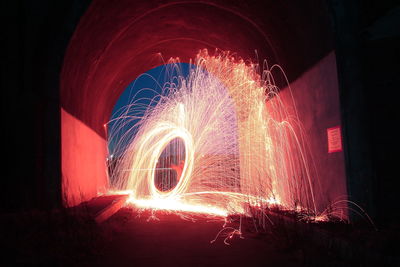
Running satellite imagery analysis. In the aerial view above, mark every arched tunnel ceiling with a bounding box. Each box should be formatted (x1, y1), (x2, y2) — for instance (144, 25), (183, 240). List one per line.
(61, 0), (334, 138)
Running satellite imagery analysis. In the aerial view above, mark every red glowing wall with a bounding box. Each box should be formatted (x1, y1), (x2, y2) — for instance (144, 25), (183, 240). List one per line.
(266, 51), (347, 214)
(61, 108), (108, 207)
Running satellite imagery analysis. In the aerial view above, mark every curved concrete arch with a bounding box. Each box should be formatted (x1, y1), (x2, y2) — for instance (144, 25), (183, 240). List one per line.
(60, 0), (342, 208)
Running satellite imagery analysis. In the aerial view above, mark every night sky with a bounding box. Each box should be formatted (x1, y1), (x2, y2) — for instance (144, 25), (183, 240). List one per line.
(108, 63), (192, 156)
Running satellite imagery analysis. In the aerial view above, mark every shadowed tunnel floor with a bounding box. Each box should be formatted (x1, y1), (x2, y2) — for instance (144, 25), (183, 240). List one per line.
(90, 208), (345, 266)
(3, 206), (399, 266)
(98, 208), (297, 266)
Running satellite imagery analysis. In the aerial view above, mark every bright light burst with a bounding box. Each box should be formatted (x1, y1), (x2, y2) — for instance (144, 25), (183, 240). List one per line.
(108, 49), (319, 223)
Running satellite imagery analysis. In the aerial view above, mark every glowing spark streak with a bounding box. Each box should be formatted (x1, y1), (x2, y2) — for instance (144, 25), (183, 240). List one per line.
(109, 50), (326, 227)
(127, 197), (228, 217)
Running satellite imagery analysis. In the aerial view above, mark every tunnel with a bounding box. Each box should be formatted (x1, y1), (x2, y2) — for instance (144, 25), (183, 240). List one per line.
(4, 1), (400, 264)
(59, 0), (347, 217)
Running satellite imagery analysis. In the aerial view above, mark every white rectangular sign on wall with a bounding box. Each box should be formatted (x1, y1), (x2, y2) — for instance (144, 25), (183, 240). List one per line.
(327, 126), (343, 153)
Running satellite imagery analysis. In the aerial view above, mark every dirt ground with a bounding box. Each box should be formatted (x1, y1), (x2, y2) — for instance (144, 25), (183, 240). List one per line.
(2, 206), (399, 266)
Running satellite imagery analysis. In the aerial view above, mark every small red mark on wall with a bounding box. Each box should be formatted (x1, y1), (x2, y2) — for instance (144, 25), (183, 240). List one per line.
(327, 126), (343, 153)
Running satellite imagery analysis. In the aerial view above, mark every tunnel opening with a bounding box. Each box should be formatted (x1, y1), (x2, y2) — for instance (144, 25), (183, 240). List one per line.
(106, 63), (192, 186)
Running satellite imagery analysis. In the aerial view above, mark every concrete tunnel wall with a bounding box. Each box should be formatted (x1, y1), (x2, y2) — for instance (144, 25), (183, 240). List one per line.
(60, 0), (346, 209)
(271, 51), (347, 213)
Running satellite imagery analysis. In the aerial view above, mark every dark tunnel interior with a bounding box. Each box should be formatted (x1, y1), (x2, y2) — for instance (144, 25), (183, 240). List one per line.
(2, 1), (400, 264)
